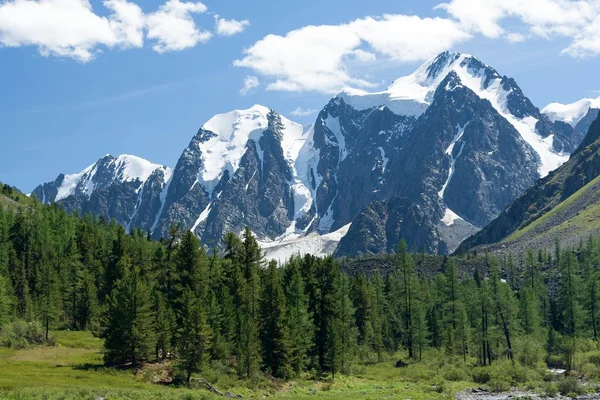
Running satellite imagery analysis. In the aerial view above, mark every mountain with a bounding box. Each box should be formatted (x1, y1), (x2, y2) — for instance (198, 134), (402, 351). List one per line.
(332, 51), (577, 256)
(33, 154), (172, 231)
(32, 52), (596, 258)
(457, 110), (600, 254)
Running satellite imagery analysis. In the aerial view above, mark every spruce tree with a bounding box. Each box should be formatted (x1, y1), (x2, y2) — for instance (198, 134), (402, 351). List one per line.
(283, 259), (312, 374)
(334, 273), (357, 376)
(177, 289), (211, 384)
(102, 258), (155, 367)
(259, 260), (291, 378)
(397, 240), (416, 359)
(236, 227), (262, 377)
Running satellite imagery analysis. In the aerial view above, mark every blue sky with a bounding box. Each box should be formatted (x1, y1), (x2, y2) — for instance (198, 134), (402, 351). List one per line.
(1, 0), (600, 192)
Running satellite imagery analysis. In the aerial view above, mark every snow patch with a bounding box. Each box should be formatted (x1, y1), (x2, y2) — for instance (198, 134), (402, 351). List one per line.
(259, 223), (352, 264)
(378, 147), (389, 173)
(441, 208), (463, 227)
(150, 168), (174, 234)
(439, 124), (467, 199)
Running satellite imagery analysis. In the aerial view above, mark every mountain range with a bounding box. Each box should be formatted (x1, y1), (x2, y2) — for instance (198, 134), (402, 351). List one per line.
(31, 52), (600, 260)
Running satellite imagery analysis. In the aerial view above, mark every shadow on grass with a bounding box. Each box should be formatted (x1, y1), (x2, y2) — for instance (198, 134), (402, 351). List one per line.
(73, 362), (107, 371)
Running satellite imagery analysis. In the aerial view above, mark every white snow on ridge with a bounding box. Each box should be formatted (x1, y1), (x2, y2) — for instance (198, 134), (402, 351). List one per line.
(338, 52), (569, 177)
(259, 223), (352, 264)
(113, 154), (166, 184)
(451, 66), (568, 177)
(542, 97), (600, 127)
(199, 105), (311, 197)
(55, 163), (97, 202)
(54, 155), (171, 203)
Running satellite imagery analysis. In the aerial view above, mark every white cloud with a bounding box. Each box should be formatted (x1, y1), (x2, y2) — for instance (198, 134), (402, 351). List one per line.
(505, 32), (526, 43)
(240, 75), (259, 95)
(0, 0), (144, 62)
(235, 14), (470, 93)
(215, 15), (250, 36)
(0, 0), (247, 61)
(236, 1), (600, 93)
(562, 14), (600, 57)
(146, 0), (211, 53)
(438, 0), (600, 52)
(290, 107), (317, 117)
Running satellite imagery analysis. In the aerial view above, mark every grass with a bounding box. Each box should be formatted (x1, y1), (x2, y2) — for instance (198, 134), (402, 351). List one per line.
(0, 331), (480, 399)
(505, 174), (600, 242)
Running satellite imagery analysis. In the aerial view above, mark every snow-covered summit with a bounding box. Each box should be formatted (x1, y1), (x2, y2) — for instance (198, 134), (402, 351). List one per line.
(197, 104), (311, 196)
(542, 97), (600, 127)
(336, 52), (497, 117)
(54, 154), (171, 202)
(337, 51), (568, 177)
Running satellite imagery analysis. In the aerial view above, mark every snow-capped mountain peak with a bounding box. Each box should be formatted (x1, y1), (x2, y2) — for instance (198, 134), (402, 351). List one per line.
(542, 97), (600, 127)
(43, 154), (170, 203)
(196, 105), (309, 196)
(336, 52), (497, 117)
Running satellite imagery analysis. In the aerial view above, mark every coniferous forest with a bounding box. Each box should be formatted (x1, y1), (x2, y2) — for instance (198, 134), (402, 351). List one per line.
(3, 184), (600, 399)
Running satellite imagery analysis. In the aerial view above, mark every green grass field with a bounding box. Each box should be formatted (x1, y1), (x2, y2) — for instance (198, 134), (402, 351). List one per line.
(0, 331), (480, 400)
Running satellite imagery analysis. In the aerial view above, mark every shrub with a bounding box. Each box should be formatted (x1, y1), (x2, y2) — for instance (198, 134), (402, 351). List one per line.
(515, 336), (545, 367)
(541, 382), (558, 398)
(442, 366), (468, 382)
(582, 362), (600, 380)
(588, 352), (600, 367)
(488, 378), (510, 392)
(558, 376), (582, 396)
(546, 354), (566, 369)
(472, 368), (492, 384)
(0, 320), (54, 348)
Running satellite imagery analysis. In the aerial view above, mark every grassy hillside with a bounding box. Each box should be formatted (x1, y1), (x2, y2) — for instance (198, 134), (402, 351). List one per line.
(0, 182), (35, 211)
(458, 112), (600, 254)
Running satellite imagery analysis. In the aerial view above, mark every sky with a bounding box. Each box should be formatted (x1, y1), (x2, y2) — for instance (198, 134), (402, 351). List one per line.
(2, 0), (600, 192)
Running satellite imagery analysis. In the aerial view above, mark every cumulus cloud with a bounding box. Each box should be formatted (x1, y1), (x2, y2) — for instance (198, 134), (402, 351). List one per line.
(0, 0), (247, 61)
(234, 14), (470, 93)
(215, 15), (250, 36)
(437, 0), (600, 39)
(290, 107), (317, 117)
(236, 0), (600, 93)
(240, 76), (260, 95)
(0, 0), (144, 62)
(146, 0), (210, 53)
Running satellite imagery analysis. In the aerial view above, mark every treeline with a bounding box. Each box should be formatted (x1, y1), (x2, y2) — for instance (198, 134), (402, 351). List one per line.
(1, 192), (600, 382)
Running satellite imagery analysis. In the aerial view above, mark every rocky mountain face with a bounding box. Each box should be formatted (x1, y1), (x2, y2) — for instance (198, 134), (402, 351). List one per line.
(32, 155), (172, 231)
(33, 52), (598, 258)
(457, 110), (600, 254)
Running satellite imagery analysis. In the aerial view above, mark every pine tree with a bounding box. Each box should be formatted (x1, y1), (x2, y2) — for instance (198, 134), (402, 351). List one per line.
(152, 288), (171, 360)
(315, 257), (339, 375)
(236, 227), (262, 377)
(102, 258), (155, 367)
(283, 259), (312, 374)
(177, 289), (211, 384)
(397, 240), (416, 359)
(77, 270), (99, 331)
(259, 260), (291, 378)
(38, 259), (59, 340)
(557, 251), (584, 370)
(333, 273), (357, 376)
(370, 270), (386, 361)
